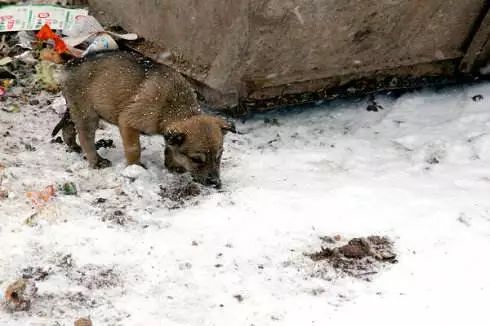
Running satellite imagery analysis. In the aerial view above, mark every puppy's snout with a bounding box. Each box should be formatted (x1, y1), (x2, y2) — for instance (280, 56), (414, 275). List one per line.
(206, 177), (222, 189)
(205, 172), (221, 189)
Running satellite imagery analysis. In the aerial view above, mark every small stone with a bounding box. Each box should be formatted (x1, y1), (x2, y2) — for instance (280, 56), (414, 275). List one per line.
(74, 318), (93, 326)
(29, 99), (40, 106)
(178, 262), (192, 270)
(366, 103), (383, 112)
(0, 189), (8, 199)
(472, 94), (483, 102)
(233, 294), (244, 302)
(24, 144), (36, 152)
(427, 156), (440, 165)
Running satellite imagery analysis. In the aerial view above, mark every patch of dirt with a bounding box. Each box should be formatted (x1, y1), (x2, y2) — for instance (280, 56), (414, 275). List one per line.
(68, 265), (121, 290)
(5, 253), (124, 319)
(55, 253), (74, 270)
(51, 253), (122, 289)
(102, 209), (132, 226)
(30, 291), (114, 320)
(159, 181), (202, 209)
(307, 236), (397, 280)
(21, 266), (51, 281)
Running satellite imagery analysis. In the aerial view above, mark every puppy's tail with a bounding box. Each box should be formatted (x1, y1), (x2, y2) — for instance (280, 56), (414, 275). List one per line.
(52, 110), (71, 137)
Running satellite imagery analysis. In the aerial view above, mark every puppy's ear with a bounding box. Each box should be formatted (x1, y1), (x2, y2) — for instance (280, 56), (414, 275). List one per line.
(164, 130), (186, 146)
(215, 117), (237, 134)
(222, 121), (237, 134)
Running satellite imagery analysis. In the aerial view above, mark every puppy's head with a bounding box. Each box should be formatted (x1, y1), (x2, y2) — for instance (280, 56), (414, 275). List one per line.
(164, 115), (236, 188)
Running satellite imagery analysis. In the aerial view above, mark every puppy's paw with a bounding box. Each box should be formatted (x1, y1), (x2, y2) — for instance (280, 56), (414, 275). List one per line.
(94, 158), (112, 169)
(67, 145), (82, 153)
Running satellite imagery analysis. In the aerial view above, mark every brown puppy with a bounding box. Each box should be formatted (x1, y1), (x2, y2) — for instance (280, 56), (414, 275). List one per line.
(53, 51), (235, 187)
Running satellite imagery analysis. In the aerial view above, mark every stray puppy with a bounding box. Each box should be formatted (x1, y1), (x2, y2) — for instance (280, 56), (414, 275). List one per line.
(53, 52), (235, 187)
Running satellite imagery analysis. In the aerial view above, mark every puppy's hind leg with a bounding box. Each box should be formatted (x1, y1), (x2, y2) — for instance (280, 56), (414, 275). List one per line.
(52, 109), (81, 153)
(72, 108), (111, 169)
(62, 120), (82, 153)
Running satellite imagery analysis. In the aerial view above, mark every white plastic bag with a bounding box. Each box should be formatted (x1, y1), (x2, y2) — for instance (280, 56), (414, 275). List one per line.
(62, 15), (137, 57)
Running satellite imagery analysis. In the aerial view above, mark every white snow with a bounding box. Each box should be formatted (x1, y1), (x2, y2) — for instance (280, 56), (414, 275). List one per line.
(1, 83), (490, 325)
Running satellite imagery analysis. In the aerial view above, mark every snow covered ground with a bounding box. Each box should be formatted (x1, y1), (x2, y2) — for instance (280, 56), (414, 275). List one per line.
(1, 82), (490, 325)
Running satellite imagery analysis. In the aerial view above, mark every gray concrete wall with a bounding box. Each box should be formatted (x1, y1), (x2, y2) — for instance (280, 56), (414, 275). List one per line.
(89, 0), (486, 109)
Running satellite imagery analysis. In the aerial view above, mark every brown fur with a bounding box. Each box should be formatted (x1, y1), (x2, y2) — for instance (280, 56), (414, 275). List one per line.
(56, 51), (235, 187)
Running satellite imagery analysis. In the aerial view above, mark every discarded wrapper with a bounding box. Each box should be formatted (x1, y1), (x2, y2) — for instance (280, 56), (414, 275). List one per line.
(62, 15), (137, 42)
(26, 184), (56, 206)
(17, 31), (36, 49)
(1, 5), (137, 59)
(0, 57), (13, 66)
(80, 33), (118, 57)
(37, 23), (68, 53)
(0, 5), (88, 32)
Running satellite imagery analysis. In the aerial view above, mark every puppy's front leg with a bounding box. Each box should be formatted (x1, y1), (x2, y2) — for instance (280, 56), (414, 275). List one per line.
(118, 123), (143, 167)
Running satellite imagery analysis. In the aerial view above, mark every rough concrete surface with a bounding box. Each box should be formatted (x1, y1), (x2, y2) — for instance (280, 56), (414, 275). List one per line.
(89, 0), (486, 108)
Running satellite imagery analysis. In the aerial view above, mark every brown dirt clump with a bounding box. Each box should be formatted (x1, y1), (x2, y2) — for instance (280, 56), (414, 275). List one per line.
(308, 236), (397, 280)
(159, 182), (202, 208)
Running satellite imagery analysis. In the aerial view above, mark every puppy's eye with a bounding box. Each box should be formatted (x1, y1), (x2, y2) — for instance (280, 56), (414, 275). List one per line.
(190, 156), (205, 164)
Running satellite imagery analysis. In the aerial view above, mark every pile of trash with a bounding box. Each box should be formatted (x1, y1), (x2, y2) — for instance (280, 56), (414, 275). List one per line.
(0, 5), (138, 322)
(0, 3), (137, 101)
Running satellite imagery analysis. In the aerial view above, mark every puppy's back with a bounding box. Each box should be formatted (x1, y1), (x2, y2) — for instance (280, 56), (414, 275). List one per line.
(63, 52), (147, 124)
(63, 51), (200, 128)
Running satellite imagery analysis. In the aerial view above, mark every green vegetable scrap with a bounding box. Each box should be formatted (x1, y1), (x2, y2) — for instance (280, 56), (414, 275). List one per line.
(60, 182), (77, 196)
